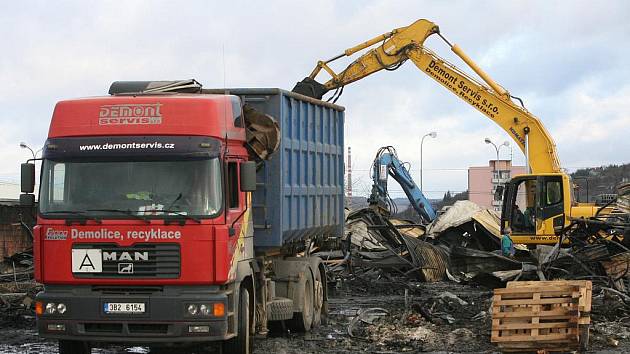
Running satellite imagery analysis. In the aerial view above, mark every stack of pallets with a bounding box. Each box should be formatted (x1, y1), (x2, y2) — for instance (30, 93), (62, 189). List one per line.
(491, 280), (592, 353)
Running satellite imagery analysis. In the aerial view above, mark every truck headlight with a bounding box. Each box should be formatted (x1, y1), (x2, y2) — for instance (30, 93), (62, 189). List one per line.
(187, 304), (199, 315)
(57, 303), (67, 314)
(199, 304), (210, 316)
(45, 303), (57, 314)
(187, 303), (224, 317)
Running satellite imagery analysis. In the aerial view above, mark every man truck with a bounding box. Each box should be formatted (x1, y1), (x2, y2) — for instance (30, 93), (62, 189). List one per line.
(20, 81), (344, 354)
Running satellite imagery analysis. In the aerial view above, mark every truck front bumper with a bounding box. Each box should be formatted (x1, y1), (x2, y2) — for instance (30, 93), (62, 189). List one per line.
(36, 285), (234, 344)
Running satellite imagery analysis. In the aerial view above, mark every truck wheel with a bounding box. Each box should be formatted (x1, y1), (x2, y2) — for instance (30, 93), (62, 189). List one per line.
(59, 340), (91, 354)
(223, 287), (252, 354)
(288, 276), (313, 332)
(312, 267), (325, 328)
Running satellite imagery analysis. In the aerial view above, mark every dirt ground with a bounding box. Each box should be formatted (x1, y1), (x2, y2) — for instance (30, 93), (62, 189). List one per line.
(0, 280), (628, 354)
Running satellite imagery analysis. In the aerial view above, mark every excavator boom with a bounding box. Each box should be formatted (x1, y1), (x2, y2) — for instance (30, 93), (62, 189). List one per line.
(292, 19), (561, 174)
(408, 48), (560, 173)
(293, 19), (438, 99)
(290, 18), (619, 245)
(368, 146), (436, 223)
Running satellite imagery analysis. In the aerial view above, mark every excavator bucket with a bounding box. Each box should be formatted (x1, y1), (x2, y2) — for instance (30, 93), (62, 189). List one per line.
(292, 77), (329, 100)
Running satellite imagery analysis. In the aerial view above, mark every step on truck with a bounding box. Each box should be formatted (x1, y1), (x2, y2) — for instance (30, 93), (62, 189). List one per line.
(19, 81), (345, 354)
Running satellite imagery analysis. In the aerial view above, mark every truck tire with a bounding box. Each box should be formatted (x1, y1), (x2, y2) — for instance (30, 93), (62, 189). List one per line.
(59, 340), (91, 354)
(288, 276), (314, 332)
(223, 287), (252, 354)
(268, 297), (294, 321)
(312, 267), (324, 328)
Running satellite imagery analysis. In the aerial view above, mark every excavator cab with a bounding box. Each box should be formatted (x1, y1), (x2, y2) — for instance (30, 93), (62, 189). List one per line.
(501, 174), (569, 244)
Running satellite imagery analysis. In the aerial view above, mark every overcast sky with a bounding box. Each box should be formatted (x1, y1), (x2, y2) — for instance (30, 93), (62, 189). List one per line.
(1, 1), (629, 199)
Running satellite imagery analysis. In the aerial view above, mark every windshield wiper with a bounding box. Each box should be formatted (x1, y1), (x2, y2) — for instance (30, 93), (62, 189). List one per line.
(43, 210), (102, 224)
(141, 209), (202, 224)
(166, 193), (183, 210)
(86, 209), (151, 224)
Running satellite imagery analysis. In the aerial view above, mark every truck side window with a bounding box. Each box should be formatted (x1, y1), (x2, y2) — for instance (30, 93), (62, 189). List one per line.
(231, 96), (243, 127)
(227, 162), (239, 209)
(546, 181), (562, 205)
(52, 163), (66, 202)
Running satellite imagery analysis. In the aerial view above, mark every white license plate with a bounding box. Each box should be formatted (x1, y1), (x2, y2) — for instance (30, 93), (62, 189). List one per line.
(104, 302), (145, 314)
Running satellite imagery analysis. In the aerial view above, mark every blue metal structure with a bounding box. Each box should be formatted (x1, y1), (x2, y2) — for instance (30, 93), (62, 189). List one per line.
(221, 88), (345, 249)
(368, 146), (436, 223)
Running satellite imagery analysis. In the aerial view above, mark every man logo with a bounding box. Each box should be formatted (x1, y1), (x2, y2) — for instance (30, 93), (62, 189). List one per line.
(103, 251), (149, 262)
(118, 263), (134, 274)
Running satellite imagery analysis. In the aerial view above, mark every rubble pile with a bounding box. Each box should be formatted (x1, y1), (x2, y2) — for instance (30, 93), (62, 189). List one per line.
(309, 200), (630, 352)
(322, 201), (629, 294)
(425, 200), (502, 250)
(315, 208), (449, 284)
(0, 249), (40, 327)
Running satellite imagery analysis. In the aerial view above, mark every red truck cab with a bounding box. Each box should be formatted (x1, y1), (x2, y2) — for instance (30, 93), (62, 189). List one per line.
(29, 84), (257, 353)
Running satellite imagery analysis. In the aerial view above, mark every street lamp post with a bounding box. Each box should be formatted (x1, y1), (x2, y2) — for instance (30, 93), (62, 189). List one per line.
(420, 131), (437, 191)
(484, 138), (510, 209)
(484, 138), (510, 164)
(20, 142), (42, 160)
(20, 142), (36, 160)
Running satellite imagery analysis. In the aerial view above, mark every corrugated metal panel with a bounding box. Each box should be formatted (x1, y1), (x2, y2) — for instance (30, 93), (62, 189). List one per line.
(224, 89), (344, 248)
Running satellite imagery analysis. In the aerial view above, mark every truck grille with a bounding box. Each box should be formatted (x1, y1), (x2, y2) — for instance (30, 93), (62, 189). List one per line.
(74, 243), (180, 279)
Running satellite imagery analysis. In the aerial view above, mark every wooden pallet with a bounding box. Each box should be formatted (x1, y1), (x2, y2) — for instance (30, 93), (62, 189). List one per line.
(507, 280), (592, 325)
(491, 281), (592, 353)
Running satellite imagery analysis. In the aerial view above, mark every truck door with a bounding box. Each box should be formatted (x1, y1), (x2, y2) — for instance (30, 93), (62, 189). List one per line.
(500, 181), (514, 233)
(226, 159), (246, 237)
(536, 176), (565, 236)
(502, 177), (537, 235)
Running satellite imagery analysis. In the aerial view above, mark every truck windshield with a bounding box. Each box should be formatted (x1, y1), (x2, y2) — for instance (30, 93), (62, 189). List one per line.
(39, 158), (222, 218)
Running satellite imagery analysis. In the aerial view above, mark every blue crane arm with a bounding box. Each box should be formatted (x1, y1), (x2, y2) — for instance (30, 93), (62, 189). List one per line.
(369, 147), (437, 223)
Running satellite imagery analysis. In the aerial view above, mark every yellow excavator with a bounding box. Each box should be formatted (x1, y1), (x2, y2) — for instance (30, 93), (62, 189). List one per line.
(293, 19), (622, 245)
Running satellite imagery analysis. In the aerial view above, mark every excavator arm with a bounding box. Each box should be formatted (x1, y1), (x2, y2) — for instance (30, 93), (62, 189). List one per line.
(367, 146), (436, 223)
(294, 18), (623, 245)
(292, 19), (561, 174)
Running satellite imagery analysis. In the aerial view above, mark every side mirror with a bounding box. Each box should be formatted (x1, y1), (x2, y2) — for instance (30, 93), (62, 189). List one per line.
(240, 161), (257, 192)
(20, 193), (35, 207)
(21, 163), (35, 193)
